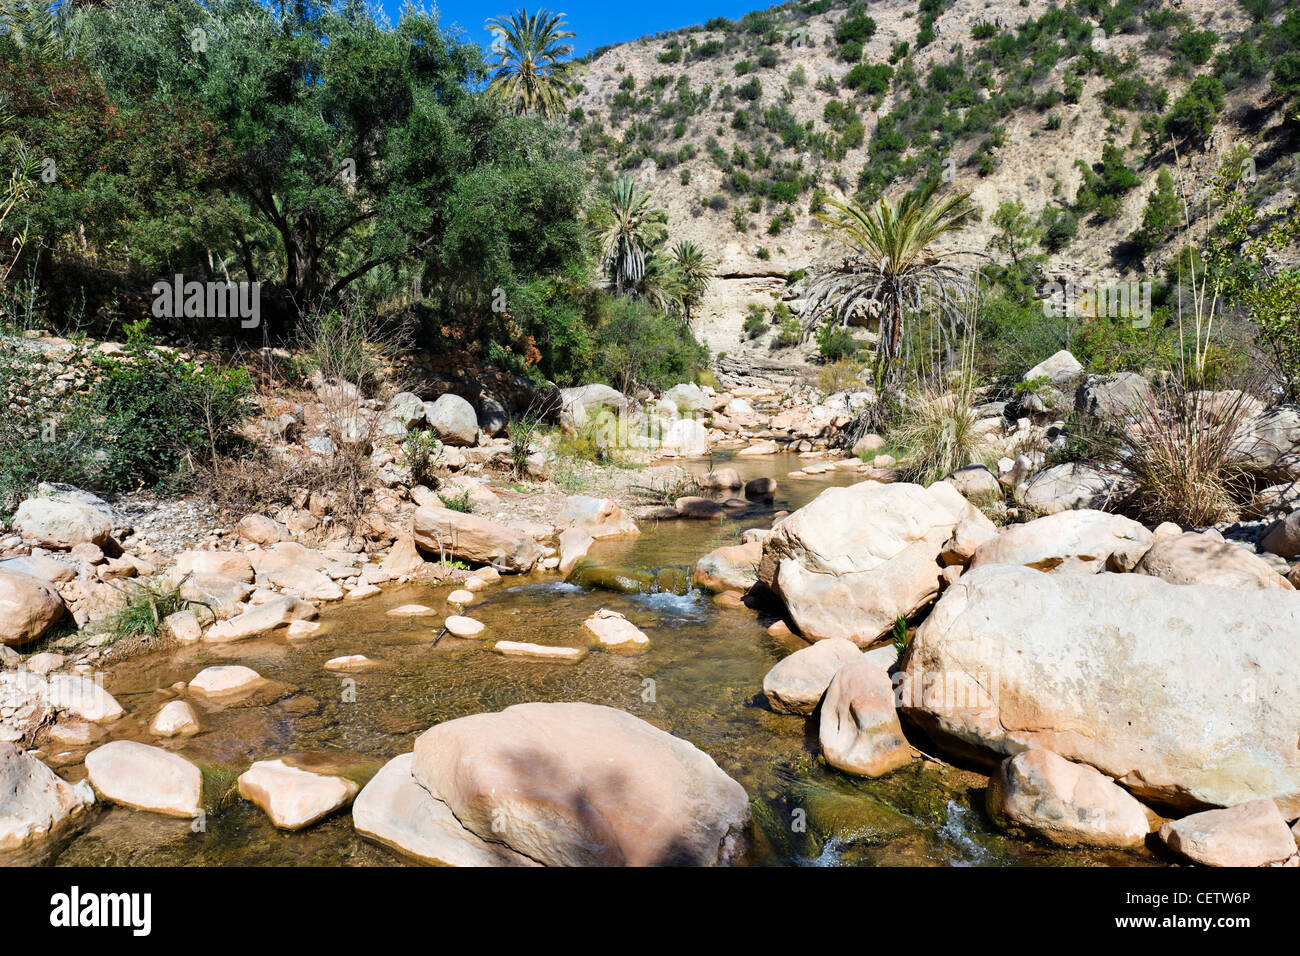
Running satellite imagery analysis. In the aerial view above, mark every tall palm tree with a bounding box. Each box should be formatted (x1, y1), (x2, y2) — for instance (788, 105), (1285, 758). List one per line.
(669, 240), (713, 327)
(0, 0), (105, 59)
(484, 8), (575, 118)
(804, 182), (976, 394)
(598, 177), (667, 297)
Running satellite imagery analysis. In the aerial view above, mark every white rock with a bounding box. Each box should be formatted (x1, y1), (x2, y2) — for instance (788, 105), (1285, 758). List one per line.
(443, 615), (484, 638)
(150, 700), (199, 737)
(84, 740), (201, 817)
(188, 665), (264, 698)
(237, 758), (358, 830)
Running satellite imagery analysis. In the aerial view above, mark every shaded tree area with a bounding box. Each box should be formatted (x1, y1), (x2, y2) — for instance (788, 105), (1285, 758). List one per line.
(0, 0), (682, 388)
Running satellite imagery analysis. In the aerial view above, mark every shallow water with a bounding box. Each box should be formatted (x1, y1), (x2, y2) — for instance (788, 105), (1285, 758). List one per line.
(45, 454), (1154, 867)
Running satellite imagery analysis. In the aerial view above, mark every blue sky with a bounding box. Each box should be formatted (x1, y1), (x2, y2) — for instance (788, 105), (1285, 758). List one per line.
(379, 1), (766, 57)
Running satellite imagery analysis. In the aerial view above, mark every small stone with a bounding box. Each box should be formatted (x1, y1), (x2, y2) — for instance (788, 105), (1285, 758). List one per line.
(188, 665), (263, 698)
(150, 700), (199, 738)
(493, 641), (587, 662)
(386, 604), (433, 616)
(324, 655), (376, 672)
(447, 589), (474, 605)
(444, 615), (485, 638)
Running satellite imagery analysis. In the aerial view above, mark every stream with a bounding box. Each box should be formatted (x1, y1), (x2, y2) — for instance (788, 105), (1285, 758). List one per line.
(42, 454), (1154, 867)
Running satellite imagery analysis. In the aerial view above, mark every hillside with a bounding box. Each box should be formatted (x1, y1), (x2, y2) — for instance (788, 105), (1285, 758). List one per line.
(565, 0), (1296, 358)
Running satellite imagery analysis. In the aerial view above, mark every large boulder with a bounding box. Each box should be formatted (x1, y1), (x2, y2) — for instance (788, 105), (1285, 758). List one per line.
(818, 654), (911, 777)
(657, 417), (710, 457)
(173, 550), (254, 583)
(899, 565), (1300, 813)
(0, 555), (75, 584)
(12, 498), (111, 549)
(0, 569), (66, 648)
(762, 638), (862, 715)
(352, 754), (537, 866)
(1074, 372), (1152, 419)
(558, 384), (627, 432)
(412, 506), (543, 573)
(1135, 532), (1292, 590)
(410, 702), (750, 866)
(663, 382), (711, 413)
(1230, 404), (1300, 477)
(557, 529), (594, 577)
(1025, 349), (1083, 387)
(968, 509), (1153, 574)
(1015, 462), (1126, 514)
(0, 743), (95, 860)
(424, 393), (479, 447)
(381, 392), (427, 432)
(987, 749), (1151, 848)
(757, 481), (980, 645)
(557, 496), (638, 539)
(693, 540), (763, 594)
(1158, 800), (1296, 867)
(84, 741), (202, 817)
(204, 597), (299, 643)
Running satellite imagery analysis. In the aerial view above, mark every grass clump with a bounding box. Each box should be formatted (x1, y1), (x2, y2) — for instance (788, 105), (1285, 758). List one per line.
(887, 386), (988, 486)
(106, 576), (190, 643)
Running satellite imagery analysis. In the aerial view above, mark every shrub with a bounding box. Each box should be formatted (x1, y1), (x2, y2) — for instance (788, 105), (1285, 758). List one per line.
(888, 386), (987, 486)
(844, 63), (894, 95)
(439, 488), (473, 513)
(835, 14), (877, 44)
(402, 430), (445, 487)
(0, 321), (254, 501)
(1117, 385), (1258, 526)
(815, 324), (861, 362)
(106, 576), (190, 643)
(1162, 75), (1225, 141)
(589, 297), (708, 393)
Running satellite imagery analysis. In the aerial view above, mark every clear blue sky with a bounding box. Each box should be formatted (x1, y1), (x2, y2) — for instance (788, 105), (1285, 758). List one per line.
(379, 1), (767, 57)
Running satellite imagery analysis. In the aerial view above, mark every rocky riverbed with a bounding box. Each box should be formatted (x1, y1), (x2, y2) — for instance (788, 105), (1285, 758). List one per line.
(6, 340), (1300, 867)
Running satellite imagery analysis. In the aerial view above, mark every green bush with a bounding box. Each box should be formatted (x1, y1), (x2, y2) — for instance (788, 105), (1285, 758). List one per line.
(1162, 75), (1225, 141)
(86, 323), (253, 491)
(589, 297), (708, 392)
(0, 321), (252, 507)
(816, 324), (861, 362)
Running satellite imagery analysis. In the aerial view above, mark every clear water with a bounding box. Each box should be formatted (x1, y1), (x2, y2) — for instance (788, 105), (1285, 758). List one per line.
(43, 454), (1154, 867)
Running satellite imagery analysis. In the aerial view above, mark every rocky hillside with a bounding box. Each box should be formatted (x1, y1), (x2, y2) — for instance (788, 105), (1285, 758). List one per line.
(566, 0), (1296, 357)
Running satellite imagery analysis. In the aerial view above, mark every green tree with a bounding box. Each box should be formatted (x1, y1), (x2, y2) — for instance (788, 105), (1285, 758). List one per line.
(803, 183), (977, 396)
(668, 240), (713, 327)
(988, 200), (1045, 293)
(1131, 166), (1182, 258)
(485, 8), (576, 118)
(1162, 75), (1226, 142)
(597, 177), (667, 297)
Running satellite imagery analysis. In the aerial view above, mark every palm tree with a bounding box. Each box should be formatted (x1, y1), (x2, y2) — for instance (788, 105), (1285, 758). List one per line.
(669, 240), (713, 327)
(598, 177), (667, 297)
(804, 182), (976, 394)
(484, 8), (576, 118)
